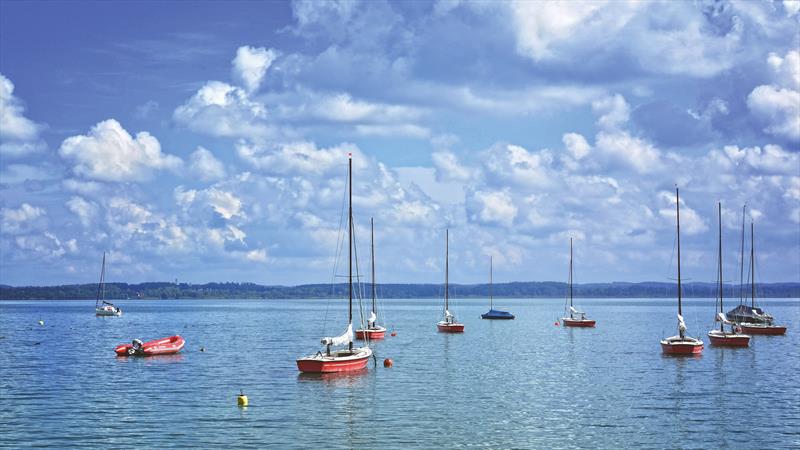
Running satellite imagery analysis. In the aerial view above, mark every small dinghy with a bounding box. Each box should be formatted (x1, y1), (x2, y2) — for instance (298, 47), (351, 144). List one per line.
(115, 335), (185, 356)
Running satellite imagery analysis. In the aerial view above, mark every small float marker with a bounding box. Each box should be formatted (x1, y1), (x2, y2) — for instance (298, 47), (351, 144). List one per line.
(38, 320), (44, 326)
(390, 331), (397, 337)
(554, 322), (560, 326)
(237, 390), (248, 407)
(383, 358), (393, 368)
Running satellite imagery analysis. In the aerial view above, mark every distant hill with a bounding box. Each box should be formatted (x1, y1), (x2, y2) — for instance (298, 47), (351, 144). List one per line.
(1, 281), (798, 300)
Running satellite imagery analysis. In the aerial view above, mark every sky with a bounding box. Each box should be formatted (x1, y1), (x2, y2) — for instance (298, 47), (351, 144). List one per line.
(0, 0), (798, 286)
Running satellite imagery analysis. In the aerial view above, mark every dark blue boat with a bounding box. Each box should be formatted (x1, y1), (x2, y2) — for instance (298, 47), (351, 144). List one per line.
(481, 309), (515, 320)
(481, 256), (515, 320)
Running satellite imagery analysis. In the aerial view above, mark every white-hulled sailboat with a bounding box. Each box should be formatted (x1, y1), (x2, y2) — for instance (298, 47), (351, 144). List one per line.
(95, 252), (122, 317)
(296, 154), (372, 373)
(355, 218), (387, 340)
(660, 187), (703, 355)
(707, 202), (750, 346)
(437, 229), (464, 332)
(561, 238), (595, 327)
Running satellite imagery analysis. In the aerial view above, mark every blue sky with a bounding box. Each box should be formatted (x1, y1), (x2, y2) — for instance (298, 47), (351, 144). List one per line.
(1, 0), (798, 286)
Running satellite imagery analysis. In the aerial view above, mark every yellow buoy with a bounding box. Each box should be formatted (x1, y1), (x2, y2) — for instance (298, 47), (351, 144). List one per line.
(237, 390), (248, 407)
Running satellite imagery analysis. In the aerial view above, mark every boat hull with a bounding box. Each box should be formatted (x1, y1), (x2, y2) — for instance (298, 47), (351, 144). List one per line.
(96, 307), (121, 317)
(355, 327), (386, 340)
(437, 322), (464, 333)
(660, 337), (704, 355)
(115, 335), (185, 356)
(481, 309), (515, 320)
(708, 330), (751, 347)
(562, 318), (596, 327)
(296, 347), (372, 373)
(738, 324), (787, 335)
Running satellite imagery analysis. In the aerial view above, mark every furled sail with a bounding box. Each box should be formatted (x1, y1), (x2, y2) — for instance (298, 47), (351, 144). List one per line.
(677, 314), (687, 332)
(716, 312), (731, 324)
(368, 311), (377, 326)
(321, 323), (353, 346)
(444, 310), (454, 319)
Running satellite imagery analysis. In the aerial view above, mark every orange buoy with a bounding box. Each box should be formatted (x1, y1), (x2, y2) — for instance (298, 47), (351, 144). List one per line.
(383, 358), (393, 368)
(390, 332), (397, 337)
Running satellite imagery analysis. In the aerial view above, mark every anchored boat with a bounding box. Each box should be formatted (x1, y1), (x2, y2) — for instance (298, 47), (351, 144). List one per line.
(296, 154), (372, 373)
(561, 238), (595, 327)
(437, 229), (465, 332)
(481, 256), (515, 320)
(115, 335), (184, 356)
(707, 202), (750, 347)
(94, 252), (121, 317)
(731, 220), (786, 335)
(660, 187), (704, 355)
(355, 218), (387, 341)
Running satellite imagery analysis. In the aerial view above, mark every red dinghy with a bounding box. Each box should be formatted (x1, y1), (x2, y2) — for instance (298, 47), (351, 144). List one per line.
(115, 335), (185, 356)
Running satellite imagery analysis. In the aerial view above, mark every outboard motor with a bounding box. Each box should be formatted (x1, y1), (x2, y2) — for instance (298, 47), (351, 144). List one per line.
(128, 338), (144, 355)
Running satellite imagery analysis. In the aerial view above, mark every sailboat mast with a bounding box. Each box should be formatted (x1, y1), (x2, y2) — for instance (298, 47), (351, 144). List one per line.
(96, 252), (106, 308)
(371, 217), (376, 314)
(739, 205), (746, 305)
(445, 229), (449, 311)
(718, 202), (723, 332)
(569, 238), (574, 308)
(489, 256), (493, 309)
(750, 221), (755, 309)
(676, 187), (682, 319)
(348, 154), (353, 352)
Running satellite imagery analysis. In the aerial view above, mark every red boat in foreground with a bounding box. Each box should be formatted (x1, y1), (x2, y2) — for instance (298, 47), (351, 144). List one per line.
(660, 187), (703, 356)
(115, 335), (185, 356)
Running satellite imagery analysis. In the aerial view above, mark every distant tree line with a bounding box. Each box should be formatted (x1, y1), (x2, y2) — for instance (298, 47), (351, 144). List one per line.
(0, 281), (798, 300)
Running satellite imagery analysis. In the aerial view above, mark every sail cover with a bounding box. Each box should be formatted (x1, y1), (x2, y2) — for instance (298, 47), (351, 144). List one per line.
(368, 311), (377, 325)
(444, 310), (454, 319)
(716, 312), (731, 324)
(725, 304), (767, 323)
(321, 323), (353, 346)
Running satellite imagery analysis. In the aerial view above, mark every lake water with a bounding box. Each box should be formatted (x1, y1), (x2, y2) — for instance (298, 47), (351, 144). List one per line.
(1, 297), (798, 449)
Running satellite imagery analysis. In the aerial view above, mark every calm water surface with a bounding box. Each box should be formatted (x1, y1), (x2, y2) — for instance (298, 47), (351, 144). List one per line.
(1, 298), (798, 449)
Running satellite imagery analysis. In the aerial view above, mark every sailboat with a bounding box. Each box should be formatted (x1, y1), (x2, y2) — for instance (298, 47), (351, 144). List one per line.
(95, 252), (122, 317)
(561, 238), (595, 327)
(437, 229), (464, 332)
(660, 187), (704, 355)
(481, 256), (514, 319)
(728, 221), (787, 335)
(355, 218), (387, 340)
(296, 154), (373, 373)
(707, 202), (750, 346)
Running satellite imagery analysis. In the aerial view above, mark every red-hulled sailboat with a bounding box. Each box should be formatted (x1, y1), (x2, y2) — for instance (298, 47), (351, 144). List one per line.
(356, 218), (387, 340)
(561, 238), (595, 327)
(297, 154), (372, 373)
(660, 187), (704, 355)
(734, 221), (787, 336)
(707, 202), (750, 347)
(437, 229), (464, 333)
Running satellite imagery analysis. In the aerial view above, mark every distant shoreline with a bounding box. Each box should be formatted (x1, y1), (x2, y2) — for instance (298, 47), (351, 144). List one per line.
(2, 281), (798, 300)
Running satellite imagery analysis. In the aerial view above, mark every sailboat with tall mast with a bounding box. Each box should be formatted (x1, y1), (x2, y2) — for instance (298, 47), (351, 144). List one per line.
(481, 256), (514, 319)
(296, 154), (373, 373)
(437, 229), (464, 332)
(660, 187), (704, 355)
(728, 221), (787, 335)
(356, 218), (387, 340)
(561, 238), (595, 327)
(707, 202), (750, 346)
(95, 252), (122, 317)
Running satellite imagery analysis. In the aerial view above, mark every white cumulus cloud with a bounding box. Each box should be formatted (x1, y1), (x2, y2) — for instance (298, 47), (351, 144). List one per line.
(58, 119), (182, 182)
(747, 50), (800, 141)
(1, 203), (45, 234)
(232, 45), (278, 92)
(189, 146), (226, 181)
(0, 73), (46, 157)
